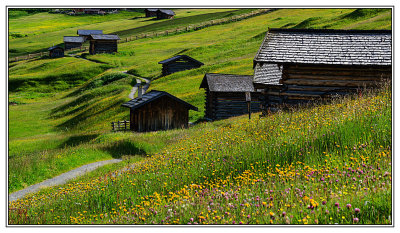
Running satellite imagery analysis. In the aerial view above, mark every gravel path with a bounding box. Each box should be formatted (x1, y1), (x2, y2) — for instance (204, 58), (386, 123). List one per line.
(122, 71), (151, 99)
(9, 159), (122, 202)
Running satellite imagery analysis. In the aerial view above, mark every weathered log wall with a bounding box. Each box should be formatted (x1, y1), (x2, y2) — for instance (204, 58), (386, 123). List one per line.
(205, 91), (262, 120)
(129, 96), (189, 132)
(65, 42), (83, 50)
(162, 61), (202, 76)
(263, 64), (391, 106)
(89, 40), (118, 55)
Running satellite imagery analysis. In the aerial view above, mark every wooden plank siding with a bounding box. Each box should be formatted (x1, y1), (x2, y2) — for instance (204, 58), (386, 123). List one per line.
(65, 42), (83, 50)
(89, 40), (118, 55)
(205, 91), (262, 120)
(129, 96), (189, 132)
(263, 64), (391, 106)
(162, 60), (203, 76)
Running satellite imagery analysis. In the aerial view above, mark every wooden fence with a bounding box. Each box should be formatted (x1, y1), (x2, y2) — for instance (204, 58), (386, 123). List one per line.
(9, 9), (274, 63)
(117, 9), (273, 44)
(111, 120), (130, 131)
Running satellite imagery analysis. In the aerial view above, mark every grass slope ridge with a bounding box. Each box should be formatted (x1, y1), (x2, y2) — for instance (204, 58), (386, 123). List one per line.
(9, 87), (392, 224)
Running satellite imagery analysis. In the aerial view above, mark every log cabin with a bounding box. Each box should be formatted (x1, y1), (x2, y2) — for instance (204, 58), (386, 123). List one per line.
(88, 34), (120, 55)
(63, 36), (85, 50)
(121, 90), (198, 132)
(156, 9), (175, 19)
(253, 28), (392, 108)
(159, 55), (204, 76)
(77, 29), (103, 41)
(200, 73), (262, 121)
(145, 8), (158, 17)
(48, 46), (64, 58)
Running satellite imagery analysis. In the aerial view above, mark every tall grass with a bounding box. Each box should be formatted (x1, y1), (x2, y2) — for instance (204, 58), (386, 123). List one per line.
(8, 87), (392, 224)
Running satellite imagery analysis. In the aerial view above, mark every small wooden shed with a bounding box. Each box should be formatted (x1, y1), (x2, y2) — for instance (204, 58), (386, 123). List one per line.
(200, 73), (261, 121)
(253, 28), (392, 107)
(121, 90), (198, 132)
(77, 29), (103, 41)
(145, 9), (158, 17)
(88, 34), (120, 55)
(158, 55), (204, 76)
(48, 46), (64, 58)
(63, 36), (85, 50)
(156, 9), (175, 19)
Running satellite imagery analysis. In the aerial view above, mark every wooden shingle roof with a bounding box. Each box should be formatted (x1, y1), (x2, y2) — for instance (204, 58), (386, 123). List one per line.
(157, 9), (175, 16)
(158, 55), (204, 65)
(253, 63), (282, 86)
(121, 90), (198, 111)
(200, 73), (255, 92)
(254, 28), (392, 66)
(89, 34), (120, 40)
(77, 29), (103, 36)
(63, 36), (85, 43)
(48, 46), (64, 51)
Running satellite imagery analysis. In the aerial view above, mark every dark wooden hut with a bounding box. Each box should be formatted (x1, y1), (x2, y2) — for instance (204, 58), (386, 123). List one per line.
(77, 29), (103, 41)
(84, 9), (104, 15)
(121, 90), (198, 132)
(156, 9), (175, 19)
(48, 46), (64, 58)
(158, 55), (204, 76)
(63, 36), (85, 50)
(145, 8), (158, 17)
(88, 34), (120, 55)
(200, 73), (261, 121)
(253, 28), (392, 107)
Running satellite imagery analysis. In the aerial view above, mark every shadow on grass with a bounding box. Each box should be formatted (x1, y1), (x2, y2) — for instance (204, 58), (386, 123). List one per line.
(101, 139), (147, 158)
(55, 98), (125, 131)
(59, 134), (99, 148)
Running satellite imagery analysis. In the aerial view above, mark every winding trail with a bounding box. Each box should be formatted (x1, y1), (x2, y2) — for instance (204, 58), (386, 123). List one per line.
(9, 59), (153, 203)
(9, 159), (122, 202)
(122, 71), (151, 99)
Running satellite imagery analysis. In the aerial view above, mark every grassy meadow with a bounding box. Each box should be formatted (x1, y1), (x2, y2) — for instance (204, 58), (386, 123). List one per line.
(9, 86), (392, 224)
(8, 8), (392, 225)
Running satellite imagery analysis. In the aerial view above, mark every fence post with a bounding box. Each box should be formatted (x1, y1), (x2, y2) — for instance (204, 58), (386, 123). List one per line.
(111, 122), (114, 131)
(166, 30), (168, 35)
(126, 37), (128, 42)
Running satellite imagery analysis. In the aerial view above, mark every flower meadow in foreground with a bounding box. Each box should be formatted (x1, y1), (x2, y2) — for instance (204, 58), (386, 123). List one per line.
(9, 89), (392, 225)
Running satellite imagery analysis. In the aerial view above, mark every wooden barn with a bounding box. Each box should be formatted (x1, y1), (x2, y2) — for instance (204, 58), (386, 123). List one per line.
(88, 34), (120, 55)
(48, 46), (64, 58)
(145, 8), (158, 17)
(200, 73), (262, 121)
(159, 55), (204, 76)
(156, 9), (175, 19)
(63, 36), (85, 50)
(253, 28), (392, 107)
(77, 29), (103, 41)
(121, 90), (198, 132)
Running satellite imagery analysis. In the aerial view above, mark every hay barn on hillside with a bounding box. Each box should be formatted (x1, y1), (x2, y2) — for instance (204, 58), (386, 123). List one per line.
(121, 90), (198, 132)
(200, 73), (261, 121)
(145, 8), (158, 17)
(88, 34), (120, 55)
(77, 29), (103, 41)
(159, 55), (204, 76)
(48, 46), (64, 58)
(156, 9), (175, 19)
(63, 36), (85, 50)
(253, 28), (392, 108)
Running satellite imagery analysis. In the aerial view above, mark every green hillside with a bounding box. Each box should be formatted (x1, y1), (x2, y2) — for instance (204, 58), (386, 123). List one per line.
(8, 8), (392, 225)
(9, 8), (252, 57)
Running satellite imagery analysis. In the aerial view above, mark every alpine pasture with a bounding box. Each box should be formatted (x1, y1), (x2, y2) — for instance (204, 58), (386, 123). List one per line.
(8, 8), (392, 225)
